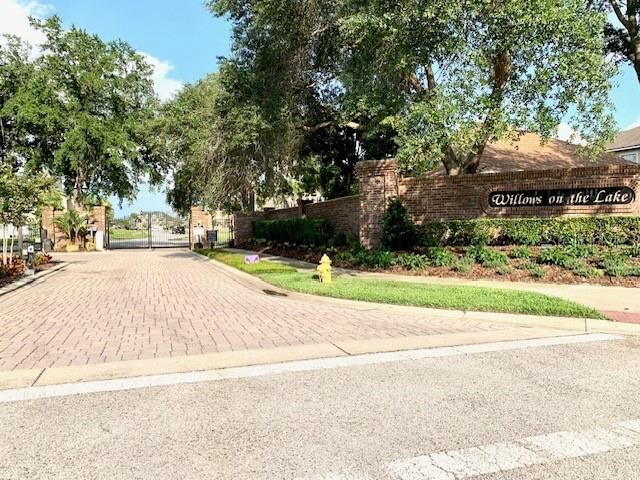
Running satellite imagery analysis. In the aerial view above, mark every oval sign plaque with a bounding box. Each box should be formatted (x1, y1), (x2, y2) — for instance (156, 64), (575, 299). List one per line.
(488, 187), (636, 208)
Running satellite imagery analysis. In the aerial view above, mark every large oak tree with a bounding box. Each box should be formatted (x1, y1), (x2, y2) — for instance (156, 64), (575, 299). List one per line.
(210, 0), (616, 182)
(1, 17), (169, 206)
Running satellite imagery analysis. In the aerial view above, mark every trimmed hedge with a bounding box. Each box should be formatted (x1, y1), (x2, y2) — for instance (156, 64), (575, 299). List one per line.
(253, 218), (334, 246)
(422, 217), (640, 247)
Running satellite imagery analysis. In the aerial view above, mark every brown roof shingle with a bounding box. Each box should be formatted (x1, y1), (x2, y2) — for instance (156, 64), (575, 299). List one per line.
(430, 132), (625, 175)
(608, 125), (640, 152)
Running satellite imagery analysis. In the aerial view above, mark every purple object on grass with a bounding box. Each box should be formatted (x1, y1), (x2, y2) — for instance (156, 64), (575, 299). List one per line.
(245, 254), (260, 264)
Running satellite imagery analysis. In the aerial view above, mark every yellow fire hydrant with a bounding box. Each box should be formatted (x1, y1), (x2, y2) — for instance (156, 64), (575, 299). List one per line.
(317, 254), (332, 284)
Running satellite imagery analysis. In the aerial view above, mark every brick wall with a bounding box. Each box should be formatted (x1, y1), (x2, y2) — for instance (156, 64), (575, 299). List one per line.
(304, 196), (360, 238)
(233, 195), (361, 244)
(234, 160), (640, 249)
(234, 212), (264, 245)
(399, 164), (640, 223)
(42, 206), (108, 247)
(265, 206), (300, 220)
(358, 159), (640, 248)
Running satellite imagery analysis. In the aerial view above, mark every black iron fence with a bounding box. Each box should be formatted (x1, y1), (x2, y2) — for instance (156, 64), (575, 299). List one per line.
(1, 222), (43, 255)
(107, 212), (191, 249)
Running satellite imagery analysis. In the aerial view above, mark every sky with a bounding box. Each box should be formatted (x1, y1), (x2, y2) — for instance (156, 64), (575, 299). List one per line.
(1, 0), (640, 215)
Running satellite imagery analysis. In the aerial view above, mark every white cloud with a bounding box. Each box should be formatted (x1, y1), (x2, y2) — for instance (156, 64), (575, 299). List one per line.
(140, 52), (183, 102)
(555, 123), (586, 146)
(0, 0), (52, 48)
(624, 117), (640, 131)
(0, 1), (183, 101)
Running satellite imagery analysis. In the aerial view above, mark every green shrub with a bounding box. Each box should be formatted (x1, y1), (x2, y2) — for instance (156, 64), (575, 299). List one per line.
(448, 221), (499, 246)
(599, 253), (636, 277)
(327, 233), (347, 247)
(253, 218), (333, 246)
(469, 246), (509, 268)
(365, 250), (396, 268)
(495, 265), (513, 276)
(572, 263), (605, 278)
(420, 217), (640, 247)
(395, 253), (429, 270)
(382, 198), (418, 251)
(427, 247), (457, 267)
(335, 251), (356, 264)
(421, 222), (450, 247)
(519, 261), (547, 278)
(628, 244), (640, 258)
(453, 256), (474, 273)
(351, 247), (371, 266)
(537, 246), (576, 267)
(565, 243), (596, 258)
(529, 265), (547, 278)
(500, 219), (545, 245)
(509, 246), (533, 259)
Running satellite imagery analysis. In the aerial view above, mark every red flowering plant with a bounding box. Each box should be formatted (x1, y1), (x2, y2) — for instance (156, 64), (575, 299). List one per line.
(0, 256), (25, 278)
(33, 252), (52, 267)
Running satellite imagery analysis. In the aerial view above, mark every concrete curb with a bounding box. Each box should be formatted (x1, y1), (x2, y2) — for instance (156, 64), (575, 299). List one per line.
(0, 262), (67, 298)
(0, 328), (581, 391)
(198, 250), (640, 337)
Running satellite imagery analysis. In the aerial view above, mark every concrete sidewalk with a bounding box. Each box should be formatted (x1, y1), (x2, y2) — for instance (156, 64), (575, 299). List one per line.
(228, 248), (640, 322)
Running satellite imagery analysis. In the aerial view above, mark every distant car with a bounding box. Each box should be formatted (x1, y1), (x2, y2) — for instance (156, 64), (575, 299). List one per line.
(171, 225), (186, 234)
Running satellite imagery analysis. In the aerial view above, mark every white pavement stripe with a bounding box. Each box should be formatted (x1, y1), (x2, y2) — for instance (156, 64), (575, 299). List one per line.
(0, 333), (621, 403)
(296, 473), (369, 480)
(387, 419), (640, 479)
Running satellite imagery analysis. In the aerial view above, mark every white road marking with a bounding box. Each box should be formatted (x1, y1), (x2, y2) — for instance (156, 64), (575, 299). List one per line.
(296, 473), (369, 480)
(0, 333), (620, 403)
(387, 419), (640, 479)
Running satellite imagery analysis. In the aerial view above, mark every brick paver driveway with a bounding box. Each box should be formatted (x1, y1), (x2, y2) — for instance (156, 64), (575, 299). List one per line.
(0, 250), (509, 370)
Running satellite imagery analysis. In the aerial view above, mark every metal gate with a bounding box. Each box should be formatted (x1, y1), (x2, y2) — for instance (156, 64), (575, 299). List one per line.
(211, 216), (234, 248)
(107, 212), (191, 249)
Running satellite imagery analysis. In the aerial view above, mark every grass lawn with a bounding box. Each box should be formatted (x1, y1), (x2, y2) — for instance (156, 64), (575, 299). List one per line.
(199, 249), (605, 319)
(109, 228), (147, 239)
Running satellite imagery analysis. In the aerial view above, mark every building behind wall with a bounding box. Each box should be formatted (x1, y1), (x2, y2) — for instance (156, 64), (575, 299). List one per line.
(608, 125), (640, 164)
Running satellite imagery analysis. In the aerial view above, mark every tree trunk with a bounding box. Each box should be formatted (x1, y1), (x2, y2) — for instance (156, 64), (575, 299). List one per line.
(633, 38), (640, 84)
(17, 226), (23, 255)
(2, 224), (6, 264)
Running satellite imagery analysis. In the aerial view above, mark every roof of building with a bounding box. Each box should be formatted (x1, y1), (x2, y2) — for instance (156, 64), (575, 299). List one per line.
(430, 132), (625, 175)
(608, 125), (640, 152)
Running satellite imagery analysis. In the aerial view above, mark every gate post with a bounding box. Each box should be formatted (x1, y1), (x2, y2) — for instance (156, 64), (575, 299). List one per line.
(355, 159), (399, 249)
(92, 205), (107, 251)
(190, 206), (213, 250)
(147, 212), (152, 249)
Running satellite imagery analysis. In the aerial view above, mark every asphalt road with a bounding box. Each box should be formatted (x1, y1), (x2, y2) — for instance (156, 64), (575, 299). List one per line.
(2, 336), (640, 479)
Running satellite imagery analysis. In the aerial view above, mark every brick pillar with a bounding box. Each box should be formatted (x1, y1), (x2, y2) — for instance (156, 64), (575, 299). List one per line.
(355, 159), (399, 249)
(92, 206), (107, 234)
(41, 207), (55, 242)
(190, 206), (213, 249)
(233, 212), (265, 246)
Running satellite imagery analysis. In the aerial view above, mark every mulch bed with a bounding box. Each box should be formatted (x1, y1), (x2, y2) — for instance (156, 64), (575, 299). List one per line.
(241, 242), (640, 287)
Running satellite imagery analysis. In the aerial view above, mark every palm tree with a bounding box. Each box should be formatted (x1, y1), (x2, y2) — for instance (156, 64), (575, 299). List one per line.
(53, 210), (88, 249)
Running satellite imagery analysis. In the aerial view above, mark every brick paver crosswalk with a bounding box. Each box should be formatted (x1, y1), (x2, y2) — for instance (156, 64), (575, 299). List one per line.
(0, 250), (507, 370)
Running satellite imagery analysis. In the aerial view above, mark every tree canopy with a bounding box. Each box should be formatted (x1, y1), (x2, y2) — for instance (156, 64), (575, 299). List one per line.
(206, 0), (616, 193)
(596, 0), (640, 84)
(1, 17), (169, 206)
